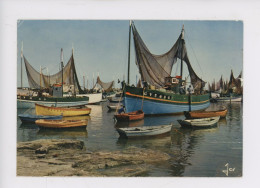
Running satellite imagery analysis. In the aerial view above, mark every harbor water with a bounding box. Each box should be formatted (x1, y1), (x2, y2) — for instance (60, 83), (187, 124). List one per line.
(17, 102), (242, 177)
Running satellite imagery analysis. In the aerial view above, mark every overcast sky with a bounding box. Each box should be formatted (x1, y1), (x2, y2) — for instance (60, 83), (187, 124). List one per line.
(17, 20), (243, 88)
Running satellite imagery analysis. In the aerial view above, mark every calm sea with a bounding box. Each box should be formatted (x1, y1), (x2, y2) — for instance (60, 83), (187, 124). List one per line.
(17, 102), (242, 177)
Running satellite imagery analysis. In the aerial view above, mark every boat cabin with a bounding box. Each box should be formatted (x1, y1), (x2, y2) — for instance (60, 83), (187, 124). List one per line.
(164, 76), (185, 94)
(52, 84), (62, 97)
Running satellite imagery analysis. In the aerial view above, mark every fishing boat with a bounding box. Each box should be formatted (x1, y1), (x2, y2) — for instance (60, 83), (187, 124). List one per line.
(177, 116), (220, 128)
(18, 49), (89, 108)
(35, 119), (87, 129)
(35, 103), (91, 116)
(108, 97), (124, 103)
(63, 93), (102, 104)
(107, 104), (122, 111)
(184, 107), (227, 119)
(123, 21), (210, 115)
(210, 70), (243, 103)
(216, 95), (242, 102)
(114, 110), (144, 122)
(18, 114), (63, 124)
(116, 124), (172, 138)
(17, 95), (89, 109)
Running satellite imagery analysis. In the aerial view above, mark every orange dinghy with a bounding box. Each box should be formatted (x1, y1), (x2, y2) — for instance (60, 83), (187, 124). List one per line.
(35, 119), (88, 129)
(184, 107), (227, 119)
(114, 110), (144, 122)
(35, 103), (91, 117)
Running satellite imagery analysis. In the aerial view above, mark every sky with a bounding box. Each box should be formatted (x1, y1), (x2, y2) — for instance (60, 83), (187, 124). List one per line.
(17, 20), (243, 89)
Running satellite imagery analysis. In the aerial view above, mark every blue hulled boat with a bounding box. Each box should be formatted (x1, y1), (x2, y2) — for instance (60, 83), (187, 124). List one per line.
(123, 22), (210, 115)
(18, 114), (63, 124)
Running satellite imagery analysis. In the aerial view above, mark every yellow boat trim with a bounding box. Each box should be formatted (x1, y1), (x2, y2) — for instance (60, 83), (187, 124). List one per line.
(125, 92), (209, 104)
(35, 103), (91, 117)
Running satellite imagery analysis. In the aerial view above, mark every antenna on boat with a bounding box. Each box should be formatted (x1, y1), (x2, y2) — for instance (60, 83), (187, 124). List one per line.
(127, 20), (132, 85)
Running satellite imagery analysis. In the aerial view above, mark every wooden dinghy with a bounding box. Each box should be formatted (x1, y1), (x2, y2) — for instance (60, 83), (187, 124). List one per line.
(35, 103), (91, 117)
(18, 114), (62, 124)
(178, 116), (220, 128)
(114, 110), (144, 122)
(116, 124), (172, 138)
(184, 107), (227, 119)
(35, 119), (88, 129)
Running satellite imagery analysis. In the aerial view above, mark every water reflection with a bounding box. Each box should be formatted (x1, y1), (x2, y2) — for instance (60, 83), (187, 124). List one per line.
(168, 126), (220, 176)
(218, 118), (227, 125)
(63, 115), (90, 121)
(117, 133), (172, 149)
(37, 128), (88, 138)
(115, 119), (145, 128)
(17, 101), (242, 177)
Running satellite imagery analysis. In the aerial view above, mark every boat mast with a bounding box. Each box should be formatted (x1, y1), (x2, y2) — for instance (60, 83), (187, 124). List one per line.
(180, 25), (184, 78)
(93, 73), (94, 89)
(72, 47), (76, 95)
(61, 48), (64, 97)
(83, 75), (85, 90)
(127, 20), (132, 85)
(87, 76), (89, 90)
(40, 65), (42, 89)
(21, 41), (23, 88)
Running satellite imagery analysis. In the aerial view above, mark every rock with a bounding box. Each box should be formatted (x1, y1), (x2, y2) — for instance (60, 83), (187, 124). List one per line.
(17, 139), (170, 177)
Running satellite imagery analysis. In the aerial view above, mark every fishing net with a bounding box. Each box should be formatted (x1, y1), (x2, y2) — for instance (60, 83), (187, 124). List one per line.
(132, 23), (206, 89)
(96, 76), (114, 92)
(24, 54), (84, 93)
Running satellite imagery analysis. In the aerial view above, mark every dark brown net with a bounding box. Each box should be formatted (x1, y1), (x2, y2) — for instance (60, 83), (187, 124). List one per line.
(132, 23), (206, 89)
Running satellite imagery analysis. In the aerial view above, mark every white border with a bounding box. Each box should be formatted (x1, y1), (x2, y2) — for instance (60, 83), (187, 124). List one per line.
(0, 0), (259, 187)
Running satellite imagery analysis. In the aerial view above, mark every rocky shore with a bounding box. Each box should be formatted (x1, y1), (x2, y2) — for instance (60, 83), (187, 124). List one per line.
(17, 139), (171, 176)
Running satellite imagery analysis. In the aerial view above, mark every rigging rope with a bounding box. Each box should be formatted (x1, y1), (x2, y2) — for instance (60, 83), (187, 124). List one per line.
(185, 30), (204, 77)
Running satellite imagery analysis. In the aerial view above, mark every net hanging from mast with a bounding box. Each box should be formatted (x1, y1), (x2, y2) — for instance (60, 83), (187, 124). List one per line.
(132, 22), (206, 89)
(95, 76), (114, 92)
(23, 54), (84, 93)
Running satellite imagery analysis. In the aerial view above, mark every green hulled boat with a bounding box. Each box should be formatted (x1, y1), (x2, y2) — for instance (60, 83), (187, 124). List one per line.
(123, 21), (210, 115)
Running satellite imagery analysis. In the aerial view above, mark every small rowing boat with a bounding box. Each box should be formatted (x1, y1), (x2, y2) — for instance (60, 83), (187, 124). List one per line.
(107, 104), (122, 111)
(184, 107), (227, 119)
(178, 116), (220, 128)
(116, 124), (172, 138)
(18, 114), (63, 124)
(114, 110), (144, 122)
(35, 103), (91, 117)
(35, 119), (88, 129)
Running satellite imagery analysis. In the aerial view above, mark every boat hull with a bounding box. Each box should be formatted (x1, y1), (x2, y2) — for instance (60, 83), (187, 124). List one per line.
(216, 96), (242, 102)
(107, 104), (122, 111)
(18, 114), (63, 123)
(124, 86), (210, 115)
(178, 116), (220, 128)
(116, 124), (172, 138)
(64, 93), (102, 104)
(17, 96), (89, 109)
(184, 109), (227, 119)
(114, 110), (144, 121)
(35, 103), (91, 117)
(35, 119), (87, 129)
